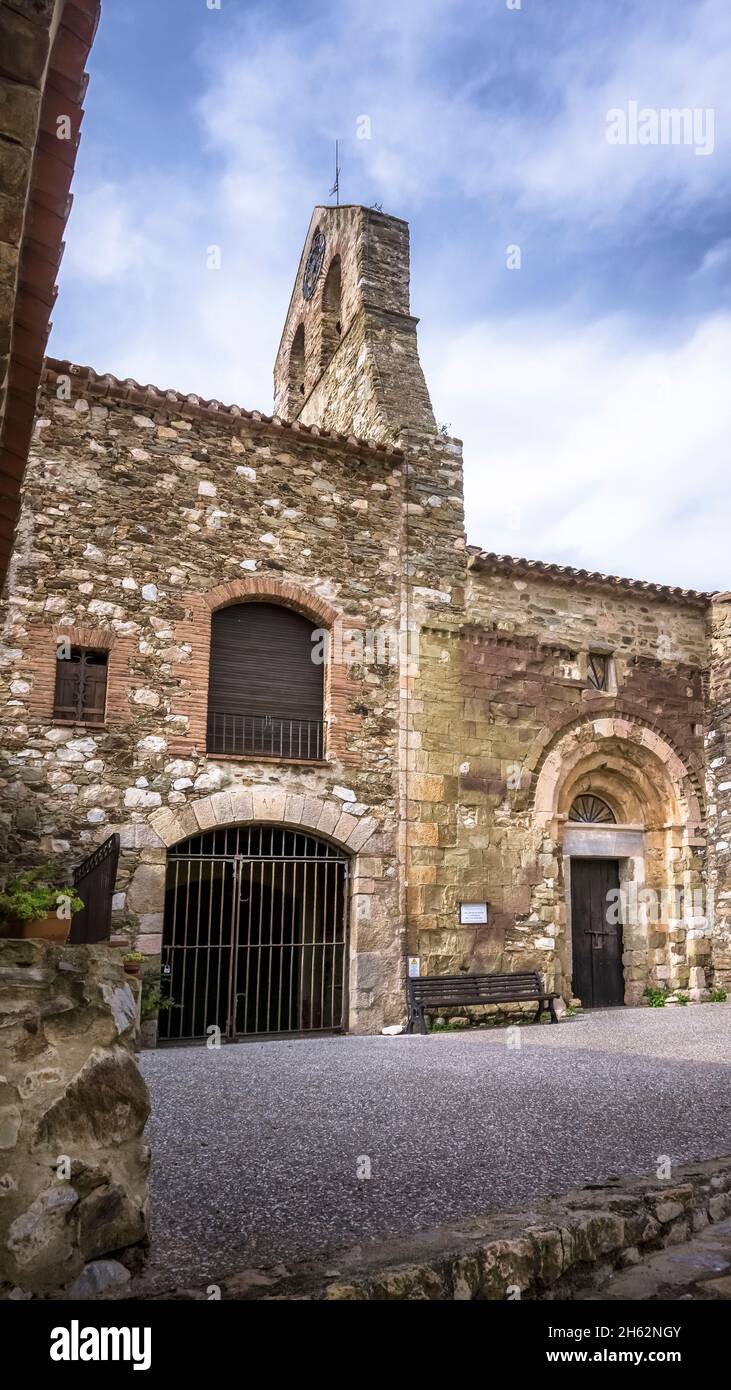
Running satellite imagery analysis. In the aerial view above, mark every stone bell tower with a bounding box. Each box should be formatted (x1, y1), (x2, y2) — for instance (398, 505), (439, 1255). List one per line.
(273, 205), (436, 444)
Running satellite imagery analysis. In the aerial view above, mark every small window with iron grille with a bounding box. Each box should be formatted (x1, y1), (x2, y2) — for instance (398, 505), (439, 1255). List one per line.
(53, 647), (108, 724)
(586, 651), (614, 693)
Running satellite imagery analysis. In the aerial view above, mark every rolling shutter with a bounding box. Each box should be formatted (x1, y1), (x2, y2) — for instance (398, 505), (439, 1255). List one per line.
(207, 603), (323, 721)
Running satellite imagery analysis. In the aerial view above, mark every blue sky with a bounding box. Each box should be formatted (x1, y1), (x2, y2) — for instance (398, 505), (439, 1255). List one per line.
(51, 0), (731, 589)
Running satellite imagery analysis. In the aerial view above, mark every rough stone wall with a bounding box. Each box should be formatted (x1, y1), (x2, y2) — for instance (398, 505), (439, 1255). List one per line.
(0, 941), (149, 1298)
(0, 360), (721, 1020)
(707, 595), (731, 989)
(0, 360), (461, 1032)
(299, 311), (436, 444)
(297, 311), (383, 443)
(406, 558), (713, 1003)
(2, 190), (728, 1029)
(469, 565), (708, 666)
(399, 424), (468, 976)
(275, 205), (435, 443)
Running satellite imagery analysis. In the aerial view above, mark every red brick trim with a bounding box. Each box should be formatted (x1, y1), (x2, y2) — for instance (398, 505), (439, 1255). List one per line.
(201, 576), (343, 627)
(53, 625), (114, 651)
(170, 577), (364, 763)
(24, 624), (135, 725)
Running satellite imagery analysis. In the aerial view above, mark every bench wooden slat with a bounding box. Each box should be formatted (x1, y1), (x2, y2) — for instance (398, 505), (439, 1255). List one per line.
(406, 970), (560, 1033)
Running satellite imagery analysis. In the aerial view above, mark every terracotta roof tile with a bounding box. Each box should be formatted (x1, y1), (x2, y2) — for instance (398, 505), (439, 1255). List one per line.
(41, 358), (404, 460)
(467, 547), (713, 606)
(0, 0), (101, 588)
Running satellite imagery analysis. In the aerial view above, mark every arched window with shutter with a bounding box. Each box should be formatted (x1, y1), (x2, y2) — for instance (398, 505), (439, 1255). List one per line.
(206, 603), (325, 761)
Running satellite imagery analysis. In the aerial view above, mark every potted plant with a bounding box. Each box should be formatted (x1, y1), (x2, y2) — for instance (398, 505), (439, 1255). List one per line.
(0, 864), (83, 944)
(121, 950), (145, 977)
(139, 977), (175, 1049)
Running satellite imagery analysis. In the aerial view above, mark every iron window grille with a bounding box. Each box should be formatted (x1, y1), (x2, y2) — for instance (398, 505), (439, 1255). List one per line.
(53, 646), (108, 724)
(206, 710), (326, 761)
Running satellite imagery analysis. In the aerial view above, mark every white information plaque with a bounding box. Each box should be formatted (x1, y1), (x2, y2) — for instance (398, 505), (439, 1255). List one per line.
(459, 902), (488, 925)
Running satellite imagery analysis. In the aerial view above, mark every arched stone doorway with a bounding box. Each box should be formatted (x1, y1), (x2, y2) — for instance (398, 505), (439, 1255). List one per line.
(146, 785), (386, 1037)
(159, 823), (350, 1042)
(532, 716), (704, 1007)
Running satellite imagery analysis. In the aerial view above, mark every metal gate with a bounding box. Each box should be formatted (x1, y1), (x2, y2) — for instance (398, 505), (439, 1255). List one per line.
(69, 832), (120, 944)
(159, 826), (350, 1042)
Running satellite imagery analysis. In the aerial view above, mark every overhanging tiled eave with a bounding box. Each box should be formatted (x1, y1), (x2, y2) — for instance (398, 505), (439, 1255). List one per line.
(0, 0), (100, 592)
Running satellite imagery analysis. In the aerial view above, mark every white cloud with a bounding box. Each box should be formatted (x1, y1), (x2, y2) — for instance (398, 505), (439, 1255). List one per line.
(691, 237), (731, 279)
(187, 0), (731, 227)
(50, 0), (730, 595)
(425, 312), (731, 591)
(63, 183), (153, 281)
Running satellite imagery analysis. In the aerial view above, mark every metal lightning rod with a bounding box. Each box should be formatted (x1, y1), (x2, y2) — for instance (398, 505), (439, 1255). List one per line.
(329, 139), (340, 205)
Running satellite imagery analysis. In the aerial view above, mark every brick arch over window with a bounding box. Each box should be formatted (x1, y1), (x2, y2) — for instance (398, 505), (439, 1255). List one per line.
(172, 577), (364, 763)
(25, 623), (135, 724)
(203, 576), (342, 627)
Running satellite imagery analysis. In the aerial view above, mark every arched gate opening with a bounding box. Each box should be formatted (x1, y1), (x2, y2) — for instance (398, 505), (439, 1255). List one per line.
(160, 825), (350, 1042)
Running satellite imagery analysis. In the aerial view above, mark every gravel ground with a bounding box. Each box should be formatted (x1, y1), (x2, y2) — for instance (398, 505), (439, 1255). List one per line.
(137, 1006), (731, 1292)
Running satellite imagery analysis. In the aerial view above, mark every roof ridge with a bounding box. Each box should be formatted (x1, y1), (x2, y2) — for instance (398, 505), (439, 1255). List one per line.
(41, 358), (403, 459)
(467, 547), (713, 604)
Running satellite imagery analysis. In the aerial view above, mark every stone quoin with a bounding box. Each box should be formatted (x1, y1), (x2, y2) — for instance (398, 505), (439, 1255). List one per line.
(1, 202), (730, 1039)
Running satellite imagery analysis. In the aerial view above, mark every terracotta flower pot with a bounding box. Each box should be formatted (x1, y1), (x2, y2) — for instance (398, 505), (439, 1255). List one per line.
(20, 912), (71, 945)
(123, 960), (143, 977)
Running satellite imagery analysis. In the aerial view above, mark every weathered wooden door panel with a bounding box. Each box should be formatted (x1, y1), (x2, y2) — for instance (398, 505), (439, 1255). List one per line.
(571, 858), (624, 1008)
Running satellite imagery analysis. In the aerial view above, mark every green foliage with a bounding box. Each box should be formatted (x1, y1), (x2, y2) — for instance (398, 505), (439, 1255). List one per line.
(115, 915), (139, 950)
(140, 976), (175, 1021)
(122, 951), (145, 963)
(0, 863), (83, 925)
(675, 992), (690, 1006)
(643, 984), (669, 1008)
(710, 988), (728, 1003)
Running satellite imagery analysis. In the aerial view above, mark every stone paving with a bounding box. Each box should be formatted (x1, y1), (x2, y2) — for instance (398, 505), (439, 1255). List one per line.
(577, 1217), (731, 1300)
(136, 1004), (731, 1293)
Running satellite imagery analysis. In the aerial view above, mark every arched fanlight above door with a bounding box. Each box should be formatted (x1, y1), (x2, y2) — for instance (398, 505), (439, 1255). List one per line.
(569, 794), (616, 824)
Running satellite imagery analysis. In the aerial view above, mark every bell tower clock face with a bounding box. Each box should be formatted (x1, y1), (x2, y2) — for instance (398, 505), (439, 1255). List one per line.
(302, 229), (326, 300)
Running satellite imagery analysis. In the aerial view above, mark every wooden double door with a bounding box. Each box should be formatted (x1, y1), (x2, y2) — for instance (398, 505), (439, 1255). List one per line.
(570, 858), (624, 1008)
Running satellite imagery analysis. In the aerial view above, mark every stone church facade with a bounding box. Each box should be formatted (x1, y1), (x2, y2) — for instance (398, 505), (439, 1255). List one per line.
(1, 203), (731, 1037)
